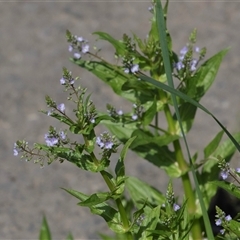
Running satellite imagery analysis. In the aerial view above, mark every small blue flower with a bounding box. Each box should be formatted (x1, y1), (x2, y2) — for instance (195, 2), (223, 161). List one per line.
(132, 114), (138, 120)
(176, 61), (184, 71)
(225, 215), (232, 221)
(220, 170), (229, 180)
(117, 109), (123, 116)
(82, 44), (89, 53)
(124, 68), (130, 74)
(59, 131), (66, 140)
(57, 103), (65, 113)
(173, 203), (180, 212)
(131, 64), (139, 73)
(195, 46), (200, 53)
(105, 141), (114, 149)
(77, 36), (84, 42)
(220, 229), (225, 235)
(68, 45), (73, 52)
(60, 78), (66, 85)
(96, 136), (105, 149)
(13, 143), (19, 156)
(44, 134), (59, 147)
(215, 219), (222, 226)
(190, 59), (198, 71)
(180, 46), (188, 55)
(73, 52), (81, 59)
(90, 118), (95, 123)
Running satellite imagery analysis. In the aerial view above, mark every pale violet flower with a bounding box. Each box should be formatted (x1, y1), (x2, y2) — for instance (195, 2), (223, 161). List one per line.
(173, 203), (180, 212)
(82, 44), (89, 53)
(176, 61), (184, 71)
(220, 229), (225, 235)
(117, 109), (123, 116)
(44, 134), (58, 147)
(195, 46), (200, 53)
(96, 136), (104, 149)
(57, 103), (65, 113)
(180, 46), (188, 55)
(190, 59), (198, 71)
(59, 131), (66, 140)
(220, 170), (229, 180)
(68, 45), (73, 52)
(90, 118), (95, 123)
(60, 77), (66, 85)
(124, 68), (130, 74)
(13, 143), (19, 156)
(131, 64), (139, 73)
(77, 36), (84, 42)
(105, 141), (114, 150)
(132, 114), (138, 120)
(225, 215), (232, 221)
(73, 52), (81, 59)
(236, 168), (240, 173)
(215, 218), (222, 226)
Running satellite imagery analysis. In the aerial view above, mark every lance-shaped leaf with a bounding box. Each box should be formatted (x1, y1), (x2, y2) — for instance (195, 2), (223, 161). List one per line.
(93, 32), (126, 56)
(137, 206), (161, 240)
(39, 216), (51, 240)
(204, 130), (224, 158)
(174, 48), (229, 134)
(62, 188), (125, 233)
(114, 137), (136, 195)
(125, 177), (165, 209)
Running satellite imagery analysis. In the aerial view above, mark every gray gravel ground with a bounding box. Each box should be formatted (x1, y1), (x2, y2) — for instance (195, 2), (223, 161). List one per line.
(1, 1), (240, 239)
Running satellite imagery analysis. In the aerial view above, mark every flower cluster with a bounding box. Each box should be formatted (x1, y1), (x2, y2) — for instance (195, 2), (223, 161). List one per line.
(174, 45), (202, 73)
(96, 131), (117, 150)
(106, 104), (123, 119)
(45, 95), (66, 117)
(218, 157), (230, 180)
(44, 127), (68, 147)
(124, 63), (139, 74)
(60, 68), (75, 87)
(215, 206), (232, 235)
(132, 103), (144, 121)
(66, 30), (90, 60)
(13, 141), (26, 156)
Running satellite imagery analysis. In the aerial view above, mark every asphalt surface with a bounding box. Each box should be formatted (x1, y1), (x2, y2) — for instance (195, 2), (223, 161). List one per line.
(1, 1), (240, 239)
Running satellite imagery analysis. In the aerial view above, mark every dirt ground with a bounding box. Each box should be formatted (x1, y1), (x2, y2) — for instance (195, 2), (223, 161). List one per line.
(1, 1), (240, 239)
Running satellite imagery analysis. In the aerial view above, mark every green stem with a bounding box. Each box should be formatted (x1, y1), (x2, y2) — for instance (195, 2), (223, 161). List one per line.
(100, 171), (133, 240)
(163, 101), (202, 240)
(83, 135), (133, 239)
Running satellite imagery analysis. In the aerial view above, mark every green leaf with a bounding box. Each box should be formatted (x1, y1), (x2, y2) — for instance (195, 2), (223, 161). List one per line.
(39, 216), (51, 240)
(138, 206), (161, 240)
(227, 220), (240, 237)
(132, 143), (182, 177)
(130, 129), (179, 149)
(210, 181), (240, 199)
(189, 49), (229, 101)
(62, 188), (125, 233)
(204, 130), (224, 158)
(66, 233), (74, 240)
(125, 176), (165, 209)
(93, 32), (126, 56)
(114, 137), (136, 196)
(78, 192), (111, 207)
(212, 132), (240, 160)
(99, 234), (116, 240)
(52, 147), (109, 172)
(174, 102), (197, 134)
(142, 99), (157, 126)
